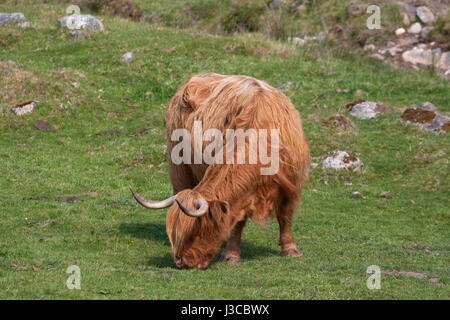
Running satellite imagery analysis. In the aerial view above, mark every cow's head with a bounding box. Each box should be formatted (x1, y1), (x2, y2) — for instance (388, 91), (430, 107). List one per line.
(130, 187), (230, 269)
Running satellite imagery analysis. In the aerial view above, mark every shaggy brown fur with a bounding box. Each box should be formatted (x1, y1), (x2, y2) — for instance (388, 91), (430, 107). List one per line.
(161, 73), (309, 269)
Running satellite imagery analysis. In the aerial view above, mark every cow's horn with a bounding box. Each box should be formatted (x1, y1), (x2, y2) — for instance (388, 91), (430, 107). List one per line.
(176, 198), (208, 217)
(129, 187), (176, 209)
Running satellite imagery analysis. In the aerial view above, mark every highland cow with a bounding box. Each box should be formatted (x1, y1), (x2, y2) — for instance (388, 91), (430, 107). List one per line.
(130, 73), (310, 269)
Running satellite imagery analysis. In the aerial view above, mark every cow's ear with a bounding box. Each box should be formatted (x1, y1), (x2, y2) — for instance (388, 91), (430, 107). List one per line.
(209, 200), (229, 222)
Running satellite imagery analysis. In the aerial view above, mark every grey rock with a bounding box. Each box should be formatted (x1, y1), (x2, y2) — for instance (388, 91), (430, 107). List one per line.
(348, 101), (386, 119)
(438, 52), (450, 70)
(321, 151), (363, 171)
(416, 43), (428, 50)
(12, 100), (39, 115)
(402, 48), (432, 66)
(388, 46), (403, 57)
(397, 2), (416, 21)
(395, 27), (406, 36)
(417, 102), (438, 113)
(120, 52), (135, 63)
(424, 114), (449, 133)
(370, 53), (384, 61)
(401, 105), (449, 134)
(402, 12), (411, 26)
(0, 12), (26, 25)
(416, 6), (435, 25)
(408, 22), (422, 34)
(58, 14), (104, 31)
(420, 26), (434, 38)
(277, 81), (294, 91)
(432, 48), (442, 65)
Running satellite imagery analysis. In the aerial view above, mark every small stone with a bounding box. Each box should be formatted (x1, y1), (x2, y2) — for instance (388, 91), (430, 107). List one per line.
(402, 13), (410, 26)
(12, 100), (39, 115)
(277, 81), (294, 91)
(438, 52), (450, 71)
(388, 47), (403, 57)
(402, 48), (432, 66)
(58, 14), (104, 31)
(370, 53), (384, 61)
(120, 52), (135, 63)
(416, 6), (435, 25)
(0, 12), (26, 25)
(417, 102), (438, 113)
(432, 48), (442, 65)
(416, 43), (428, 50)
(408, 22), (422, 34)
(395, 28), (406, 36)
(424, 114), (450, 133)
(321, 151), (363, 171)
(397, 2), (416, 22)
(348, 101), (386, 119)
(420, 26), (434, 38)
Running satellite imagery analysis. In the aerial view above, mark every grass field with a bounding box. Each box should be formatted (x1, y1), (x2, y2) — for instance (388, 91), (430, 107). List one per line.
(0, 1), (449, 299)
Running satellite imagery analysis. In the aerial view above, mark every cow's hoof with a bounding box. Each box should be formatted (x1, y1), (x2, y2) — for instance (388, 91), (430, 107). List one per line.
(281, 248), (303, 257)
(218, 255), (240, 264)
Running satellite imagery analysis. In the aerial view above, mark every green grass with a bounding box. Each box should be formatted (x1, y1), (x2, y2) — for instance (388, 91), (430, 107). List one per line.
(0, 1), (449, 299)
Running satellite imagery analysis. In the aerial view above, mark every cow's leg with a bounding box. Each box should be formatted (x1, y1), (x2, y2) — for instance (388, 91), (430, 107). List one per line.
(277, 199), (303, 257)
(219, 216), (247, 263)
